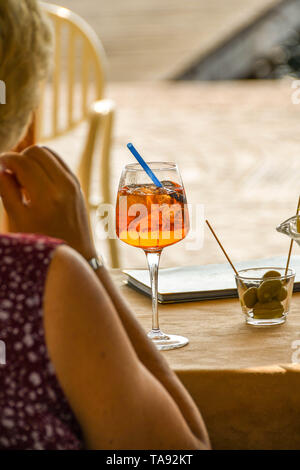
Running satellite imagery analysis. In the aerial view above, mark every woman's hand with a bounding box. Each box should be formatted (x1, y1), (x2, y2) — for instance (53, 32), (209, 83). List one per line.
(0, 145), (97, 260)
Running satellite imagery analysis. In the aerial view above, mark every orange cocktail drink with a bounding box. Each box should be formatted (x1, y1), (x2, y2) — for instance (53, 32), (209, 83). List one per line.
(116, 182), (189, 250)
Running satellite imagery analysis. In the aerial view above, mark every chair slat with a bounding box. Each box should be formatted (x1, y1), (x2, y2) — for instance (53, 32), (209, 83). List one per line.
(67, 26), (76, 129)
(53, 18), (62, 136)
(81, 40), (90, 118)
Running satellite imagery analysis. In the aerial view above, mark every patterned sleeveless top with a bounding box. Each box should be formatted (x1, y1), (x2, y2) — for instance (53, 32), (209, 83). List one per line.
(0, 234), (83, 450)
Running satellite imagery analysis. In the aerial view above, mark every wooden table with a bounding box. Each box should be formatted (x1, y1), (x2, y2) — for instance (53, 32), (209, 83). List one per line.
(112, 270), (300, 450)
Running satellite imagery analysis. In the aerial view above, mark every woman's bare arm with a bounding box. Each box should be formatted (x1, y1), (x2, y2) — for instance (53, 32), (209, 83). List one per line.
(92, 265), (210, 447)
(44, 245), (209, 450)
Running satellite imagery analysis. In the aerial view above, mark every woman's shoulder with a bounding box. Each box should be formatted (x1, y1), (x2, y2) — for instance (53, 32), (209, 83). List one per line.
(44, 244), (104, 352)
(46, 244), (97, 295)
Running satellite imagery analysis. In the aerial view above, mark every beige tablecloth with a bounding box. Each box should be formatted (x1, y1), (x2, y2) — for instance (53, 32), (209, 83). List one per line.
(112, 270), (300, 450)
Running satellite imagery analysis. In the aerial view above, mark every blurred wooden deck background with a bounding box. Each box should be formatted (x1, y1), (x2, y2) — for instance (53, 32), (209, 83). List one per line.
(43, 0), (282, 81)
(41, 1), (300, 268)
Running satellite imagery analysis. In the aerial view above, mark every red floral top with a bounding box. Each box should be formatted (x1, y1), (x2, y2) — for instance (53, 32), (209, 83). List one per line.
(0, 234), (83, 450)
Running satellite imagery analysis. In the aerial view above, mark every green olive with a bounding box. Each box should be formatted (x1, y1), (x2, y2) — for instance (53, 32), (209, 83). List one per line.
(277, 286), (288, 301)
(243, 287), (258, 308)
(263, 270), (281, 279)
(253, 300), (284, 319)
(257, 279), (282, 303)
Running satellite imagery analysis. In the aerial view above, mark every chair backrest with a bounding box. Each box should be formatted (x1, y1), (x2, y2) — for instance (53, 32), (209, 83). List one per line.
(38, 2), (108, 141)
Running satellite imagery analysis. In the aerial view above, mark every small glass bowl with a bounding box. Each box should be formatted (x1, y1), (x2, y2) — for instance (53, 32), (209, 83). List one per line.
(235, 267), (295, 327)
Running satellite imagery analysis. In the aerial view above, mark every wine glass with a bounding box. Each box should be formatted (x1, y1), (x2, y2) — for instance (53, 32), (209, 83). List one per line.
(116, 161), (190, 350)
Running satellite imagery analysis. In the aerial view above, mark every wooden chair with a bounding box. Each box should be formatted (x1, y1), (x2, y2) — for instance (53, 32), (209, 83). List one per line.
(39, 2), (119, 267)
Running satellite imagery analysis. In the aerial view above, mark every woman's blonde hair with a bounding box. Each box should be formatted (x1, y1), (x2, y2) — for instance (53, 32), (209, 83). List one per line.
(0, 0), (53, 152)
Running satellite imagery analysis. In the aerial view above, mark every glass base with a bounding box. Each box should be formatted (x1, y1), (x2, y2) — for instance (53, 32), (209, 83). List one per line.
(147, 329), (189, 351)
(246, 315), (286, 327)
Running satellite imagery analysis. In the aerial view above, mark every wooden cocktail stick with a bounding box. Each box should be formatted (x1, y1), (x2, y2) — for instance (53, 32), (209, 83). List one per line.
(206, 220), (239, 276)
(285, 196), (300, 275)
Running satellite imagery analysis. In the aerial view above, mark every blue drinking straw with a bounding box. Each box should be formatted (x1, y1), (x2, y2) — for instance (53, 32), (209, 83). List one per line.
(127, 143), (163, 188)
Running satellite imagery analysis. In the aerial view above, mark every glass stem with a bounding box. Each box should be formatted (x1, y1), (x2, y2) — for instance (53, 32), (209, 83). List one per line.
(145, 250), (162, 333)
